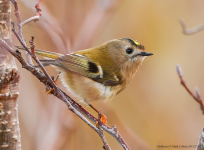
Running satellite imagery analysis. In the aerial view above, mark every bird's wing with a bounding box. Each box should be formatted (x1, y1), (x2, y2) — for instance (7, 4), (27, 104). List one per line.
(16, 46), (121, 86)
(40, 54), (121, 86)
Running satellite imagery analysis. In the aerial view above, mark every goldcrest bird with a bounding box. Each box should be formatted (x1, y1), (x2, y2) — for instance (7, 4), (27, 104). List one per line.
(17, 38), (152, 123)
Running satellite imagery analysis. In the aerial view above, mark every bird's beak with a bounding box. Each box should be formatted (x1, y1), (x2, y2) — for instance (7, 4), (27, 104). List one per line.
(138, 52), (153, 56)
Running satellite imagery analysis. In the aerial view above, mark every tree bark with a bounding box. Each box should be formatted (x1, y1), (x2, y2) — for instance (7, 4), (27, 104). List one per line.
(0, 0), (21, 150)
(196, 128), (204, 150)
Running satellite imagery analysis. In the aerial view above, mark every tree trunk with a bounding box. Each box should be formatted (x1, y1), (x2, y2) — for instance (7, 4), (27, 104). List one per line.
(0, 0), (21, 150)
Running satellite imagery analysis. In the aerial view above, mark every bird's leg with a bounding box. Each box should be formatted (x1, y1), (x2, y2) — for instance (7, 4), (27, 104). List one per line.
(89, 103), (107, 125)
(44, 72), (61, 94)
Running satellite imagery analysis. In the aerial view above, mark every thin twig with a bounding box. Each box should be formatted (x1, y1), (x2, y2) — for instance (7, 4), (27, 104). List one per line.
(11, 0), (42, 64)
(179, 18), (204, 35)
(19, 16), (40, 27)
(98, 110), (111, 150)
(19, 0), (42, 27)
(10, 0), (33, 65)
(176, 64), (204, 114)
(35, 0), (42, 16)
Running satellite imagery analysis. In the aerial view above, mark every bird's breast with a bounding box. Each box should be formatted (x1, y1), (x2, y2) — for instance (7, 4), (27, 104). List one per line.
(57, 68), (120, 103)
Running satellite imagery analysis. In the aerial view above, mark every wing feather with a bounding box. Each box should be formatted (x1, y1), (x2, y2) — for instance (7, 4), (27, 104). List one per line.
(39, 54), (103, 79)
(40, 54), (121, 86)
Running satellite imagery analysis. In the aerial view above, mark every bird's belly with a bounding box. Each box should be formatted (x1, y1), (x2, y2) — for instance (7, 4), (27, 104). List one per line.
(58, 69), (118, 102)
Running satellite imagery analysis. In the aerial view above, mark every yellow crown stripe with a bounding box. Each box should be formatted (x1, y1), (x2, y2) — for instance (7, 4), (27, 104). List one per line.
(132, 39), (140, 46)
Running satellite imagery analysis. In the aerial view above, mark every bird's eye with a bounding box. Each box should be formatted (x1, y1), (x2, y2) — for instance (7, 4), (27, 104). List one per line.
(126, 48), (133, 54)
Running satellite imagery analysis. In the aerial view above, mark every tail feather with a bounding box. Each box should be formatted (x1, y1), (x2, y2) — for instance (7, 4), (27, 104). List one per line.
(39, 59), (64, 68)
(33, 63), (50, 68)
(15, 46), (62, 60)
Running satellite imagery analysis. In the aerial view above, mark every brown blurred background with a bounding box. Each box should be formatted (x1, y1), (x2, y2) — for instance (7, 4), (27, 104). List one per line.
(11, 0), (204, 149)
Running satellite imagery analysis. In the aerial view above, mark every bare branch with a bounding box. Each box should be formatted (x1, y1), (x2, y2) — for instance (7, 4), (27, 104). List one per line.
(0, 37), (99, 130)
(8, 1), (130, 149)
(11, 0), (43, 64)
(10, 0), (33, 64)
(195, 87), (201, 101)
(179, 18), (204, 35)
(0, 36), (130, 149)
(19, 0), (42, 27)
(176, 64), (204, 114)
(176, 64), (183, 76)
(12, 24), (104, 138)
(19, 16), (39, 26)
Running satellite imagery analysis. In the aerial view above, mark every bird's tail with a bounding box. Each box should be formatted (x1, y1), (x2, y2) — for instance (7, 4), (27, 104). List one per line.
(15, 46), (62, 60)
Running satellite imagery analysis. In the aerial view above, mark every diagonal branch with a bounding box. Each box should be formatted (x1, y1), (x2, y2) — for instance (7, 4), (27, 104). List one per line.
(12, 22), (110, 146)
(0, 37), (113, 149)
(176, 64), (204, 114)
(1, 23), (130, 150)
(8, 0), (130, 149)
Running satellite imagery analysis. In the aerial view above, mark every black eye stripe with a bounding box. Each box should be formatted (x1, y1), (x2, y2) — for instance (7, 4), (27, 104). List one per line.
(126, 48), (133, 54)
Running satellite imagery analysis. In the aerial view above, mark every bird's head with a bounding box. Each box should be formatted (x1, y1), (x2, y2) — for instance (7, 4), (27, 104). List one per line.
(106, 38), (153, 80)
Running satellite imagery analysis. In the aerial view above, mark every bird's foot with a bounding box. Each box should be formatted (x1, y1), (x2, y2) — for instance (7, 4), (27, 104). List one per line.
(44, 72), (60, 94)
(88, 104), (107, 125)
(96, 112), (107, 127)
